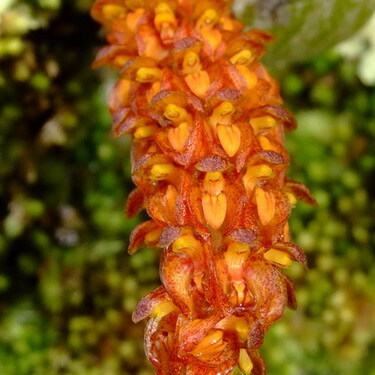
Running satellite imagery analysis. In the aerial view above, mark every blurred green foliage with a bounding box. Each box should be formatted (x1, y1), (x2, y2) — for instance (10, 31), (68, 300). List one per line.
(262, 49), (375, 375)
(0, 1), (374, 375)
(235, 0), (375, 73)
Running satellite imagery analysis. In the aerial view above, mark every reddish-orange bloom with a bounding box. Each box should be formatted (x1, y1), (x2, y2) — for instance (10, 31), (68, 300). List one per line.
(91, 1), (316, 374)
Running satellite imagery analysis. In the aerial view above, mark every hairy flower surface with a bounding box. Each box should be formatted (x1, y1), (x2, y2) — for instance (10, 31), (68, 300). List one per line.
(91, 1), (316, 374)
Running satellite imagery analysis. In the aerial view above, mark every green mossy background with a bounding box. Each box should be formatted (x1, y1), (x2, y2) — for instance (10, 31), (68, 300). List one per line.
(0, 1), (374, 374)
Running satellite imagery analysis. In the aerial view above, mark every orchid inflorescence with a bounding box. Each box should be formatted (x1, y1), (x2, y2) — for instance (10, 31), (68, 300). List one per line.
(91, 0), (316, 374)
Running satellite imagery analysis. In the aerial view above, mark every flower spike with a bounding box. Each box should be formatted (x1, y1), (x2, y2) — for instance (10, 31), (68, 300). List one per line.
(91, 0), (313, 374)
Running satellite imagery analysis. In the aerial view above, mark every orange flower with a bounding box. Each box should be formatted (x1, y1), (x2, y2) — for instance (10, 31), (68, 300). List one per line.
(91, 1), (316, 374)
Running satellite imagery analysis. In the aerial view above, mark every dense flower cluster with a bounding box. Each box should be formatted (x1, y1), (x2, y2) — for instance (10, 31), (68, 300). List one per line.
(91, 0), (316, 374)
